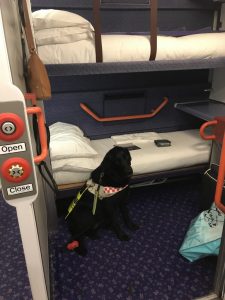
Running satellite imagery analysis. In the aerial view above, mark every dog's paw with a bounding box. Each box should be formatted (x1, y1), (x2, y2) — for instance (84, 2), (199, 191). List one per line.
(127, 222), (139, 231)
(118, 233), (130, 241)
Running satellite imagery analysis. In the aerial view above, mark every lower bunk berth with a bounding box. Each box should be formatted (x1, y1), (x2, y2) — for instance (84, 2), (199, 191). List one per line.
(49, 122), (212, 190)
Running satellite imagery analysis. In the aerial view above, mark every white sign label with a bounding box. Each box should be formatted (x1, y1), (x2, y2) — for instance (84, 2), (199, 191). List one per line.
(0, 143), (26, 155)
(7, 184), (33, 195)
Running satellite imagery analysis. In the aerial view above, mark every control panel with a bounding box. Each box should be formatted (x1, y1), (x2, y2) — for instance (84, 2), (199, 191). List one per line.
(0, 83), (39, 204)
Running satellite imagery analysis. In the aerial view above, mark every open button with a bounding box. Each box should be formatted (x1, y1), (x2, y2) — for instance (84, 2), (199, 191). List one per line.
(1, 122), (16, 135)
(0, 113), (25, 141)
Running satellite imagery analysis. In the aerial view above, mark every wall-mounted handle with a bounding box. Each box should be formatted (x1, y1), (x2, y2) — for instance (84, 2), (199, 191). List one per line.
(25, 93), (37, 106)
(26, 106), (48, 164)
(80, 97), (168, 122)
(199, 120), (217, 140)
(214, 132), (225, 214)
(200, 118), (225, 213)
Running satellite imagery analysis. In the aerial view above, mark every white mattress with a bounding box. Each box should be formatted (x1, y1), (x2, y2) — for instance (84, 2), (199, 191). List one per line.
(54, 129), (211, 185)
(37, 33), (225, 64)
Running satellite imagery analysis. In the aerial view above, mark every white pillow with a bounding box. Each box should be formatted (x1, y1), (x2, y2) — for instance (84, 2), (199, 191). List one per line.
(49, 122), (98, 160)
(51, 157), (100, 172)
(32, 9), (94, 31)
(34, 27), (94, 46)
(50, 122), (84, 138)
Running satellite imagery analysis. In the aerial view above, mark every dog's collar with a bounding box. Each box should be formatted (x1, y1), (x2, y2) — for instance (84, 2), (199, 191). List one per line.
(65, 180), (128, 219)
(86, 179), (128, 199)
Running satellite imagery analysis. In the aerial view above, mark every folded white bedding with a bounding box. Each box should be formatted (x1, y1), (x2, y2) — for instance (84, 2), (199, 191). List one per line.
(51, 157), (101, 172)
(37, 33), (225, 64)
(54, 171), (90, 185)
(49, 122), (98, 160)
(111, 132), (160, 145)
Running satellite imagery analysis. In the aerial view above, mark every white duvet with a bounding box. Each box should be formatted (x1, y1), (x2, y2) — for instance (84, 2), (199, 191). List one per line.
(37, 33), (225, 64)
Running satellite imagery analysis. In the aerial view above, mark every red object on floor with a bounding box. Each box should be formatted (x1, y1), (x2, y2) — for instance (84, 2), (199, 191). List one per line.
(67, 240), (79, 250)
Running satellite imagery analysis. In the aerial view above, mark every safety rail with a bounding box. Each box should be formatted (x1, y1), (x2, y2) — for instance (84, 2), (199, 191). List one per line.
(80, 97), (168, 122)
(200, 117), (225, 214)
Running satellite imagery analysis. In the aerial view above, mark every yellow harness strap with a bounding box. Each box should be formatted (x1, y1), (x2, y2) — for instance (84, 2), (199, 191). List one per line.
(65, 187), (88, 219)
(65, 179), (105, 218)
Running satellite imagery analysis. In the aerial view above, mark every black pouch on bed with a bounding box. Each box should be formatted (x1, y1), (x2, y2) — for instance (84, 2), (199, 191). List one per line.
(154, 139), (171, 147)
(200, 164), (225, 211)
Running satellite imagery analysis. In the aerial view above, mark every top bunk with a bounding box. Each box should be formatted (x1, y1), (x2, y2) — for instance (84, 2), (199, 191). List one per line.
(30, 0), (225, 75)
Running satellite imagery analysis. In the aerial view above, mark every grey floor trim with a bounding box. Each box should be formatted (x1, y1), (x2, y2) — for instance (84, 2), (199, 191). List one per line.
(194, 293), (220, 300)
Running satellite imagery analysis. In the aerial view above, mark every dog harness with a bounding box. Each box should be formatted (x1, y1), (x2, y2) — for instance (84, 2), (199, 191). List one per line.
(65, 180), (128, 218)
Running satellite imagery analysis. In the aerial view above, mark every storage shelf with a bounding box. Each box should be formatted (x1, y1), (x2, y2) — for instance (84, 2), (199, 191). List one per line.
(174, 100), (225, 121)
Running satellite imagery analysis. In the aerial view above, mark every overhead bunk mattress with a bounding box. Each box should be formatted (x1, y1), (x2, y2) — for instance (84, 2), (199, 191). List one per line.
(51, 129), (211, 187)
(32, 9), (225, 72)
(37, 33), (225, 65)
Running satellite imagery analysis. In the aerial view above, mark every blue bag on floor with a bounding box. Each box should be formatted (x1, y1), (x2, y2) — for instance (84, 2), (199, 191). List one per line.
(179, 203), (224, 262)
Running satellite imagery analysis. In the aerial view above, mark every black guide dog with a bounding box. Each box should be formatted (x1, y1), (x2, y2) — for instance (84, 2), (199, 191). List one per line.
(64, 146), (139, 256)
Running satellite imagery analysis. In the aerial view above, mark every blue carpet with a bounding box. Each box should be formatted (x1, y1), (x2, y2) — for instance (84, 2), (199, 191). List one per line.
(50, 179), (217, 300)
(0, 192), (32, 299)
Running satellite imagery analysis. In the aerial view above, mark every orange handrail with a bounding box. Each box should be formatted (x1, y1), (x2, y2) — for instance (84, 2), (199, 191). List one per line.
(26, 106), (48, 164)
(200, 118), (225, 213)
(199, 120), (217, 141)
(80, 97), (169, 122)
(214, 132), (225, 214)
(24, 93), (37, 106)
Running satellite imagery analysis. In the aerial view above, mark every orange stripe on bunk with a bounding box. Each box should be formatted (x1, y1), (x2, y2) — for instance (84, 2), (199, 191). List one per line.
(80, 97), (168, 122)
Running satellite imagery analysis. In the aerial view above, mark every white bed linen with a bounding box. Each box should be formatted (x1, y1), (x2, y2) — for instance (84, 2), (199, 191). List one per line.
(54, 129), (211, 185)
(37, 33), (225, 64)
(111, 132), (160, 144)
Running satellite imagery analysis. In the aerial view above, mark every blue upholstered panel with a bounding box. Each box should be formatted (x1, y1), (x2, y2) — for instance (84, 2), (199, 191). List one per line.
(44, 70), (209, 139)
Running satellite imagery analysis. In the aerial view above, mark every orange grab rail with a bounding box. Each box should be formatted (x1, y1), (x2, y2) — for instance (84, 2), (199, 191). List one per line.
(80, 97), (169, 122)
(200, 119), (225, 213)
(24, 93), (37, 106)
(199, 120), (217, 141)
(26, 106), (48, 164)
(214, 132), (225, 214)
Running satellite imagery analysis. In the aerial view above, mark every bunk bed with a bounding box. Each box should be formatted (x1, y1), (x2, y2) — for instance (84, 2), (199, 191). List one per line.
(30, 0), (225, 190)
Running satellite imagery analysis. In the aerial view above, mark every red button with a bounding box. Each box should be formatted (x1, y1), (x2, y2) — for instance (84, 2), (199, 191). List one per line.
(0, 113), (25, 141)
(1, 157), (32, 183)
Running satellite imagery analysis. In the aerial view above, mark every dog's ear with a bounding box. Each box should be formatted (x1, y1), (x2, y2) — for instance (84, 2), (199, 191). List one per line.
(91, 150), (112, 184)
(91, 166), (104, 184)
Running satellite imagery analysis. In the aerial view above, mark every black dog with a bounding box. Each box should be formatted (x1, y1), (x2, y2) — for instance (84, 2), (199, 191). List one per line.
(64, 146), (139, 256)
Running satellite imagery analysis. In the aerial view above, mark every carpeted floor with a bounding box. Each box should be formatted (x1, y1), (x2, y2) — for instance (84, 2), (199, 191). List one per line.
(49, 179), (217, 300)
(0, 179), (218, 299)
(0, 192), (32, 299)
